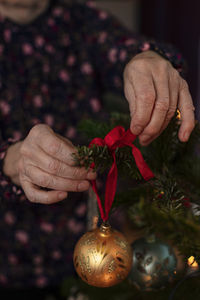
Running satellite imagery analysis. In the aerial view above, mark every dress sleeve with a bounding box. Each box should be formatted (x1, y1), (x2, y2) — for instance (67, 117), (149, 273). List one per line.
(77, 2), (185, 94)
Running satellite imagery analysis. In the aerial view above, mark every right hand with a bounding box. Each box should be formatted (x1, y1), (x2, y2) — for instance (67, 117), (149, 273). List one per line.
(5, 124), (96, 204)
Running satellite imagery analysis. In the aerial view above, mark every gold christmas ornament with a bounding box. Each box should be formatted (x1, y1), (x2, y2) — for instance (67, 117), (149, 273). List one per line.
(73, 222), (133, 287)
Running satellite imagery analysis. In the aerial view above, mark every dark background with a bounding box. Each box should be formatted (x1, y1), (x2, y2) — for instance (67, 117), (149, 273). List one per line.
(140, 0), (200, 119)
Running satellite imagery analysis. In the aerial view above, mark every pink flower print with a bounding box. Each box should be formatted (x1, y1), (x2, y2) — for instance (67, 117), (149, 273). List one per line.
(40, 222), (54, 233)
(99, 11), (108, 20)
(35, 36), (45, 48)
(45, 44), (55, 54)
(67, 55), (76, 66)
(34, 255), (43, 265)
(15, 230), (29, 244)
(59, 70), (69, 82)
(4, 211), (16, 225)
(90, 98), (101, 113)
(81, 62), (93, 75)
(47, 18), (55, 26)
(67, 219), (84, 234)
(0, 44), (4, 55)
(33, 95), (43, 107)
(120, 50), (127, 61)
(0, 180), (8, 187)
(141, 42), (150, 51)
(36, 276), (48, 288)
(75, 203), (87, 217)
(41, 84), (49, 94)
(62, 35), (70, 46)
(8, 254), (18, 265)
(125, 38), (136, 46)
(13, 131), (22, 141)
(114, 76), (122, 88)
(108, 48), (118, 63)
(52, 250), (61, 260)
(22, 43), (33, 55)
(66, 126), (76, 139)
(69, 101), (77, 110)
(43, 64), (50, 73)
(177, 53), (182, 60)
(31, 118), (41, 125)
(44, 114), (54, 127)
(53, 7), (63, 16)
(165, 52), (172, 58)
(64, 11), (70, 22)
(0, 274), (7, 285)
(35, 267), (43, 275)
(0, 152), (5, 159)
(4, 29), (11, 42)
(98, 31), (107, 44)
(0, 100), (10, 115)
(86, 1), (96, 8)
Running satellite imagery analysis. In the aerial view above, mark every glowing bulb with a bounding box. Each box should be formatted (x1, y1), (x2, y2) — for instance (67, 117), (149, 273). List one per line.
(176, 110), (181, 120)
(188, 256), (198, 268)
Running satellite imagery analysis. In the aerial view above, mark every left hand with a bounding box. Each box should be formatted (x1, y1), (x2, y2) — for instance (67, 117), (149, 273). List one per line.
(123, 50), (195, 146)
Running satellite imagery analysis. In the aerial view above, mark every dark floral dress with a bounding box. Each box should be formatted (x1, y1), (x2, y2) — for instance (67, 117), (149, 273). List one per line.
(0, 0), (184, 288)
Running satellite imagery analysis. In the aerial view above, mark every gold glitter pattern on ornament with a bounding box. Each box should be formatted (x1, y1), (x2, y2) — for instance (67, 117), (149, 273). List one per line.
(73, 223), (133, 287)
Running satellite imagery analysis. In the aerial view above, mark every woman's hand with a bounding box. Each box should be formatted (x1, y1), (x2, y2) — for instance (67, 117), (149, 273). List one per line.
(3, 124), (96, 204)
(124, 50), (195, 146)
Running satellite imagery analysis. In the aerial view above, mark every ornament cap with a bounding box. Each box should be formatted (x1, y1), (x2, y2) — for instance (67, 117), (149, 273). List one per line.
(100, 221), (112, 236)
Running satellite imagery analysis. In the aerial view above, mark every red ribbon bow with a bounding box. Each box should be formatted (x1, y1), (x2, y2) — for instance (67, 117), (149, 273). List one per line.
(89, 126), (154, 221)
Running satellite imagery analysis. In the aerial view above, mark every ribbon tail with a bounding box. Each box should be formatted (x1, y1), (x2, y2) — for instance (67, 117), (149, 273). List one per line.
(131, 145), (154, 180)
(104, 154), (118, 220)
(90, 180), (106, 222)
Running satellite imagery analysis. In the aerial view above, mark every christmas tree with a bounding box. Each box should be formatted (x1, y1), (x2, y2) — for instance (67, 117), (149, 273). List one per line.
(61, 111), (200, 300)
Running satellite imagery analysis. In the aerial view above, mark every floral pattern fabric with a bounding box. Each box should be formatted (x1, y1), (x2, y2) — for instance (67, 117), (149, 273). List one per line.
(0, 0), (184, 288)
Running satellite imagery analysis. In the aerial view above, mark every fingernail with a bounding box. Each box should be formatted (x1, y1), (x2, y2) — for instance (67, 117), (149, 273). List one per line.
(87, 171), (97, 180)
(78, 181), (89, 191)
(58, 192), (67, 200)
(140, 134), (151, 143)
(132, 125), (143, 135)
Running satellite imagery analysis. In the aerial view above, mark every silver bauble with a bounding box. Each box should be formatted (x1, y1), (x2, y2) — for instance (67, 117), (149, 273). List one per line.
(129, 236), (178, 291)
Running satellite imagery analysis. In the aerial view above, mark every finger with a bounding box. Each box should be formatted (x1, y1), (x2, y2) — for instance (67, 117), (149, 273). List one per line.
(21, 179), (68, 204)
(124, 80), (136, 118)
(23, 164), (90, 192)
(35, 126), (77, 165)
(130, 74), (155, 135)
(178, 79), (195, 142)
(139, 72), (170, 145)
(23, 146), (96, 180)
(139, 70), (179, 146)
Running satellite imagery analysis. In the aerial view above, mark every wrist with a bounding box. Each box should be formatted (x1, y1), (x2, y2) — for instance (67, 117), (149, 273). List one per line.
(3, 141), (22, 185)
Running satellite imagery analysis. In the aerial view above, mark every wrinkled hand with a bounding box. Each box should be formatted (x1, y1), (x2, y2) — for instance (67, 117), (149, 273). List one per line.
(123, 50), (195, 146)
(18, 124), (96, 204)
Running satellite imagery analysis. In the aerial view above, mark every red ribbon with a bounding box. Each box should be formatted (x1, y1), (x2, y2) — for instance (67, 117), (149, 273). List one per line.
(89, 126), (154, 222)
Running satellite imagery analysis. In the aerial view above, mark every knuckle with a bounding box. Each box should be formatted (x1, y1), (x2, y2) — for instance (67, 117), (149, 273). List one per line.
(155, 100), (169, 112)
(167, 107), (176, 119)
(72, 167), (81, 179)
(29, 124), (52, 139)
(48, 158), (59, 174)
(158, 59), (169, 70)
(17, 159), (24, 174)
(38, 175), (51, 188)
(48, 139), (61, 156)
(20, 143), (29, 157)
(136, 93), (155, 105)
